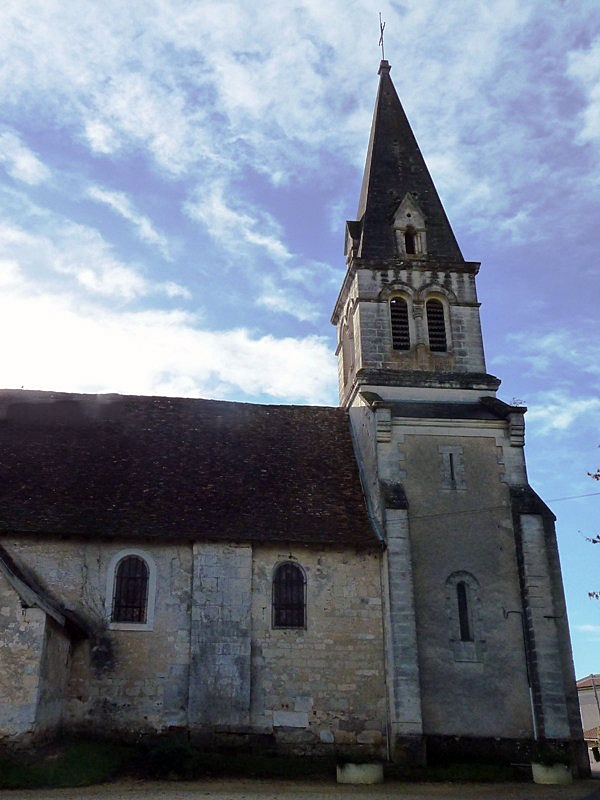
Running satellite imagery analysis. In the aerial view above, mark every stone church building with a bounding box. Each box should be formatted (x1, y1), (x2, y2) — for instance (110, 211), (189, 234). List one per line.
(0, 61), (585, 768)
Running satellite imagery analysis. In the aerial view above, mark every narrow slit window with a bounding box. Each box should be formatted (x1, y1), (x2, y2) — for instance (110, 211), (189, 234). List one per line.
(390, 297), (410, 350)
(439, 446), (466, 490)
(342, 318), (354, 385)
(273, 562), (306, 629)
(448, 452), (456, 488)
(457, 581), (473, 642)
(112, 556), (149, 623)
(426, 299), (447, 352)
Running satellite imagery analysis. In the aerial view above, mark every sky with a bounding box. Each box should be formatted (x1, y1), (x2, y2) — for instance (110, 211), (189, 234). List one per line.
(0, 0), (599, 679)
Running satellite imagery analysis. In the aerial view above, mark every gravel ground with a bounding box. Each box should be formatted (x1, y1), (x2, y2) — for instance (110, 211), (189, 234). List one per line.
(2, 779), (600, 800)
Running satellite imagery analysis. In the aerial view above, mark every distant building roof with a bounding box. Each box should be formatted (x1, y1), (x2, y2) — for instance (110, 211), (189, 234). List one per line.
(0, 390), (377, 548)
(578, 675), (600, 690)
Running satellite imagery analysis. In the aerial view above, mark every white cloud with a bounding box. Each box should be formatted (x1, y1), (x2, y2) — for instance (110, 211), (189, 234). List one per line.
(567, 37), (600, 146)
(0, 259), (24, 287)
(0, 286), (336, 404)
(0, 0), (596, 412)
(84, 120), (118, 154)
(493, 206), (538, 245)
(256, 279), (320, 323)
(0, 212), (189, 303)
(0, 0), (588, 243)
(185, 183), (294, 266)
(576, 625), (600, 634)
(87, 185), (172, 259)
(0, 130), (51, 185)
(57, 260), (145, 300)
(525, 392), (600, 435)
(502, 330), (600, 379)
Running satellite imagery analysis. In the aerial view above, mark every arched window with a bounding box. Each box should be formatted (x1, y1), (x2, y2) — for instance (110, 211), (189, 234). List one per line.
(272, 562), (306, 629)
(393, 194), (427, 256)
(426, 299), (447, 352)
(106, 549), (157, 629)
(390, 297), (410, 350)
(112, 555), (149, 623)
(456, 581), (473, 642)
(445, 571), (482, 662)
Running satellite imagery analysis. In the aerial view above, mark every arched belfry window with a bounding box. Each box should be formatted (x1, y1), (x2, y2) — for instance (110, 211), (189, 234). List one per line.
(113, 556), (149, 623)
(272, 562), (306, 629)
(390, 297), (410, 350)
(426, 299), (447, 352)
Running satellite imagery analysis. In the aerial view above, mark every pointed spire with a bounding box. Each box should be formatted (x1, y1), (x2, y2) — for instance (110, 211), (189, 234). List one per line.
(352, 61), (463, 261)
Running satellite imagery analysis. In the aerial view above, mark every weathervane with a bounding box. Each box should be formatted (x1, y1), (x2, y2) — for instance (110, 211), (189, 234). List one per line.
(379, 12), (386, 61)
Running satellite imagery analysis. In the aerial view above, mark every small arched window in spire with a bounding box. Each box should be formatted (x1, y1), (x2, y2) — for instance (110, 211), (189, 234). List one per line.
(390, 297), (410, 350)
(456, 581), (473, 642)
(404, 228), (416, 255)
(426, 299), (447, 352)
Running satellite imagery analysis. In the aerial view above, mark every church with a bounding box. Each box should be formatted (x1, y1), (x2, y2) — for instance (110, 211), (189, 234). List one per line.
(0, 60), (586, 770)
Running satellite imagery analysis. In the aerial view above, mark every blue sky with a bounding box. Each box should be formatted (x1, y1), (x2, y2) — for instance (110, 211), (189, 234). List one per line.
(0, 0), (599, 679)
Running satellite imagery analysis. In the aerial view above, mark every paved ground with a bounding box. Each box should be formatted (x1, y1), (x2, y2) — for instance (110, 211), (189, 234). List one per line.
(2, 779), (600, 800)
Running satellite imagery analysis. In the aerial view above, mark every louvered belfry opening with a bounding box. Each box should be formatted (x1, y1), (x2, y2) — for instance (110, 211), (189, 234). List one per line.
(390, 297), (410, 350)
(426, 299), (447, 352)
(113, 556), (149, 623)
(272, 562), (306, 628)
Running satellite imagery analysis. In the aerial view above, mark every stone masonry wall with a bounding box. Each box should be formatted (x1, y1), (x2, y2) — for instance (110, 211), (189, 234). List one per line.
(519, 513), (571, 739)
(250, 545), (387, 755)
(337, 265), (487, 401)
(0, 539), (193, 737)
(383, 509), (423, 739)
(0, 575), (46, 741)
(0, 538), (386, 751)
(188, 542), (252, 728)
(35, 618), (71, 735)
(396, 430), (534, 738)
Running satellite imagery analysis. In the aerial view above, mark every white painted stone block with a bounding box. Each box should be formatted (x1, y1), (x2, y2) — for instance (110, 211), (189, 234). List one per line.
(336, 763), (384, 784)
(273, 710), (308, 728)
(532, 763), (572, 785)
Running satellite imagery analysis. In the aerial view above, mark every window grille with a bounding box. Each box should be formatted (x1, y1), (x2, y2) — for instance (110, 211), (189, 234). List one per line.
(272, 562), (306, 628)
(390, 297), (410, 350)
(426, 299), (447, 352)
(112, 556), (149, 623)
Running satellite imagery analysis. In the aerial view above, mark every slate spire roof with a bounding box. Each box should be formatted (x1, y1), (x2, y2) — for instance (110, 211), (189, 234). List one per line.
(351, 60), (463, 261)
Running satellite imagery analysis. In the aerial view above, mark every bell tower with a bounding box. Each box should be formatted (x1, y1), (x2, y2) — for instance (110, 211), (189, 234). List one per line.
(332, 60), (499, 408)
(334, 61), (585, 769)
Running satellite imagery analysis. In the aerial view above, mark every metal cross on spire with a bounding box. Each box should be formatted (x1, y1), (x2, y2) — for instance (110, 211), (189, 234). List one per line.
(379, 13), (386, 61)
